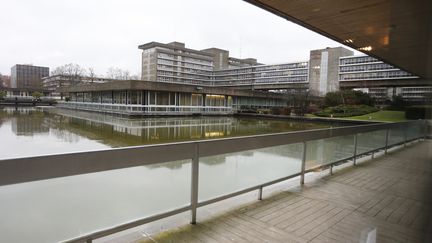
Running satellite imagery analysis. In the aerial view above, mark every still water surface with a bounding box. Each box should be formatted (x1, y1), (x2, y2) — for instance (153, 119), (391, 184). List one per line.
(0, 107), (349, 243)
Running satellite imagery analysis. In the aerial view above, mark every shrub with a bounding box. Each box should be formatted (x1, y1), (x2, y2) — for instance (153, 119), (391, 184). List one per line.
(31, 91), (43, 100)
(314, 105), (379, 117)
(323, 90), (375, 107)
(405, 106), (432, 119)
(0, 90), (6, 100)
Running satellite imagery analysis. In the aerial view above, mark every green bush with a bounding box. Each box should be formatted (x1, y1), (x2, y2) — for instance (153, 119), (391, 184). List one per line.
(0, 90), (6, 100)
(405, 106), (432, 119)
(314, 105), (379, 118)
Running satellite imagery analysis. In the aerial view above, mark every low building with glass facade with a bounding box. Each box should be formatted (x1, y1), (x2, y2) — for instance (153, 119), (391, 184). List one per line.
(58, 80), (288, 116)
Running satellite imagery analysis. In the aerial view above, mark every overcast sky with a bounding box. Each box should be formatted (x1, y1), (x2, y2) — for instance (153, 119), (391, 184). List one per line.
(0, 0), (357, 76)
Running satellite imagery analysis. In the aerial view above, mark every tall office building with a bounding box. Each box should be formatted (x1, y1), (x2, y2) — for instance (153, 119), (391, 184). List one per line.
(10, 64), (49, 89)
(308, 47), (354, 96)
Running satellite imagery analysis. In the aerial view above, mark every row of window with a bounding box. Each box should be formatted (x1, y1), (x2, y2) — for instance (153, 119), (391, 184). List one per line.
(339, 63), (399, 73)
(157, 53), (213, 67)
(339, 71), (413, 80)
(339, 56), (378, 65)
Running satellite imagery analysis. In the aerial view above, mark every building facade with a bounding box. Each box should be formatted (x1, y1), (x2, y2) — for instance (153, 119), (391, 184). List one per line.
(137, 41), (430, 103)
(11, 64), (49, 89)
(59, 80), (288, 116)
(308, 47), (354, 96)
(138, 41), (310, 89)
(338, 55), (428, 103)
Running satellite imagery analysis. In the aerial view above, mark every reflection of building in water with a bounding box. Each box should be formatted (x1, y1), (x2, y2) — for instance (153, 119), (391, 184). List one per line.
(9, 109), (50, 136)
(41, 108), (334, 148)
(46, 108), (237, 147)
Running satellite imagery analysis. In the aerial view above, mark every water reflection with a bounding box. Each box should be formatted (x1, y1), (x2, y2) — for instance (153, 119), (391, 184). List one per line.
(0, 106), (349, 243)
(0, 106), (334, 159)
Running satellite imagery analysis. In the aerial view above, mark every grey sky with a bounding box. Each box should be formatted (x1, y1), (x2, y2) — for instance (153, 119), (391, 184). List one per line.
(0, 0), (357, 76)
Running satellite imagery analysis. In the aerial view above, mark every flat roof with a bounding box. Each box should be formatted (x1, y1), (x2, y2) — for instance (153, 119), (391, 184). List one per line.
(58, 80), (289, 100)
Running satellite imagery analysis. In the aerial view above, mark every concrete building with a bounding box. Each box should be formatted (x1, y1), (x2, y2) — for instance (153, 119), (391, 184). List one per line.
(139, 41), (214, 84)
(10, 64), (49, 89)
(42, 75), (112, 98)
(138, 41), (309, 90)
(338, 55), (430, 103)
(137, 41), (430, 102)
(308, 47), (354, 96)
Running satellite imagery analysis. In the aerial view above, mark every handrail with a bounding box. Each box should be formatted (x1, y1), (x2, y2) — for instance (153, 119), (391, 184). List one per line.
(0, 119), (427, 243)
(0, 120), (422, 186)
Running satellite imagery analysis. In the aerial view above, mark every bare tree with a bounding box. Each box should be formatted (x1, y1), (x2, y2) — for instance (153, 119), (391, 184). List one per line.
(88, 67), (96, 82)
(130, 74), (140, 80)
(105, 67), (131, 80)
(52, 63), (86, 79)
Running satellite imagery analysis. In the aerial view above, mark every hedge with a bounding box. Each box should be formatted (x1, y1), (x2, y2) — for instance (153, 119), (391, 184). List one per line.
(314, 105), (379, 118)
(405, 106), (432, 119)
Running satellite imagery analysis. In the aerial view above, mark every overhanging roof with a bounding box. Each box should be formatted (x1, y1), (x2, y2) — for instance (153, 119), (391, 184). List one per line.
(244, 0), (432, 79)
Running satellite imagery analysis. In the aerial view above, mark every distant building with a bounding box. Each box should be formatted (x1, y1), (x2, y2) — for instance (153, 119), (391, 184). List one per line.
(42, 75), (111, 98)
(138, 41), (308, 88)
(138, 41), (430, 102)
(11, 64), (49, 89)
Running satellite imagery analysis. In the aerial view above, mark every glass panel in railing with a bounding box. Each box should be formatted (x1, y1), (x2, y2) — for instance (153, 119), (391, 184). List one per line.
(198, 143), (303, 202)
(0, 159), (191, 243)
(305, 134), (355, 169)
(356, 129), (387, 155)
(388, 125), (405, 146)
(406, 122), (422, 140)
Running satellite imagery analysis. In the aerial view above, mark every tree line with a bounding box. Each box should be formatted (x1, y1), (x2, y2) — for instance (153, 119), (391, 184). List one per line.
(51, 63), (139, 80)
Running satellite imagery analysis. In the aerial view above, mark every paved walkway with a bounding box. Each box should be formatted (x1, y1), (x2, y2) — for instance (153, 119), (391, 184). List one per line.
(137, 140), (432, 243)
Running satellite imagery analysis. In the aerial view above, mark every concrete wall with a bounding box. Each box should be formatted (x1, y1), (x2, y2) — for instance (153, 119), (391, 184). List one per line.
(309, 47), (353, 96)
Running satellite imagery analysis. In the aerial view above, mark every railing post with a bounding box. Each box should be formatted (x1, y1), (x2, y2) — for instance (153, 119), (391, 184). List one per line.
(404, 125), (408, 147)
(86, 239), (92, 243)
(190, 143), (199, 225)
(330, 164), (333, 175)
(353, 134), (358, 166)
(258, 186), (263, 200)
(384, 129), (389, 154)
(300, 141), (307, 185)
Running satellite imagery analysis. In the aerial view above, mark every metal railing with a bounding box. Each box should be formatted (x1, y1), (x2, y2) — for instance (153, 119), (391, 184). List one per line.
(57, 101), (233, 115)
(0, 120), (428, 242)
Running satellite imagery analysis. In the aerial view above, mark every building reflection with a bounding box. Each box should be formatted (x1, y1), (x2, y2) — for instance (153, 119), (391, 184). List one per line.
(0, 107), (50, 136)
(0, 107), (335, 169)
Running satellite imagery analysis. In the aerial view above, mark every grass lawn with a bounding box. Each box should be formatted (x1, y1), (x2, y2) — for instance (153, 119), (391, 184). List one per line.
(342, 110), (406, 122)
(306, 110), (407, 122)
